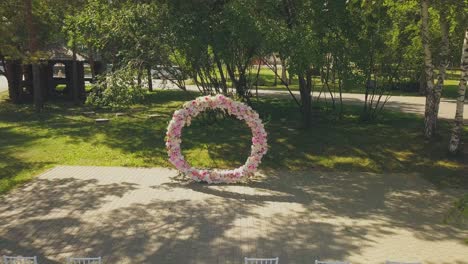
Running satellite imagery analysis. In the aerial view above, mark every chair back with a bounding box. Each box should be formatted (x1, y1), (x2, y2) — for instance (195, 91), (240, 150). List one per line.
(315, 261), (350, 264)
(245, 257), (279, 264)
(67, 257), (102, 264)
(386, 261), (420, 264)
(3, 256), (38, 264)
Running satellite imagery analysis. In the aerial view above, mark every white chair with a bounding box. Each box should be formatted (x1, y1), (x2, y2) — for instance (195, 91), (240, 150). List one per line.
(315, 261), (349, 264)
(245, 257), (279, 264)
(2, 256), (38, 264)
(67, 257), (102, 264)
(386, 261), (420, 264)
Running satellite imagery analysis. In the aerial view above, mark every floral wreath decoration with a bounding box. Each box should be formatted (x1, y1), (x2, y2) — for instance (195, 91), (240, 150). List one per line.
(165, 94), (268, 183)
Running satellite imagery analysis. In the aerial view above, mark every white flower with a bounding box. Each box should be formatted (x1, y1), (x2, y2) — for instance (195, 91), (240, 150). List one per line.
(166, 95), (267, 184)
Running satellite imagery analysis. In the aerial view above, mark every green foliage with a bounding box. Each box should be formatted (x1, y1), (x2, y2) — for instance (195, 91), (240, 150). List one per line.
(1, 0), (467, 122)
(444, 194), (468, 228)
(0, 0), (81, 62)
(86, 66), (145, 109)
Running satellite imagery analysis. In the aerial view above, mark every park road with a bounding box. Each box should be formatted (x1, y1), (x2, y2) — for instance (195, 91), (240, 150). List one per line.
(175, 83), (468, 122)
(258, 88), (468, 122)
(0, 78), (466, 122)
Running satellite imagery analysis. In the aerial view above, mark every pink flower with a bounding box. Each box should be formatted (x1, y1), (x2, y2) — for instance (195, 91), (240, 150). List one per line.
(166, 95), (267, 184)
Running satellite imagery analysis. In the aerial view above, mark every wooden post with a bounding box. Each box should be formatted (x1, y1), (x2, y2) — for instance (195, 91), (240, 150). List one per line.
(77, 61), (85, 100)
(45, 61), (54, 97)
(64, 61), (73, 99)
(72, 49), (79, 104)
(71, 60), (79, 103)
(23, 64), (33, 96)
(5, 61), (22, 103)
(39, 62), (48, 101)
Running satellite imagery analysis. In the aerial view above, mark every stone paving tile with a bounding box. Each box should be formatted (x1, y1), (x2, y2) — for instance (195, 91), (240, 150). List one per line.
(0, 166), (467, 264)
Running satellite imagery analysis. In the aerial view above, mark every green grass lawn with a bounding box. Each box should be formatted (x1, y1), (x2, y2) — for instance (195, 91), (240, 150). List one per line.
(0, 90), (467, 195)
(56, 84), (93, 92)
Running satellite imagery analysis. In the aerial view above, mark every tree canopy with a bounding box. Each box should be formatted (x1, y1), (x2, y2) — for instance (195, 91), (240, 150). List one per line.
(0, 0), (466, 124)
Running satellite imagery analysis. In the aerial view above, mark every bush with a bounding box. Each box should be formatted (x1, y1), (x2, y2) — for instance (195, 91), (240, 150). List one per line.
(255, 76), (268, 86)
(86, 66), (145, 109)
(387, 81), (420, 93)
(444, 194), (468, 229)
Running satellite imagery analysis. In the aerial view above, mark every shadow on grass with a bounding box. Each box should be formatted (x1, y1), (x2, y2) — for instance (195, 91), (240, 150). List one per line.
(0, 90), (466, 194)
(0, 125), (54, 193)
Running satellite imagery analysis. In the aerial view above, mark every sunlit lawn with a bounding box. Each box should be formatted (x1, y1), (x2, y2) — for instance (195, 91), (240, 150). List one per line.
(0, 89), (467, 194)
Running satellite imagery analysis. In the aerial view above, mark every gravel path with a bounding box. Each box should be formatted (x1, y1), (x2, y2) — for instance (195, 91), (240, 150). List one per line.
(0, 166), (466, 263)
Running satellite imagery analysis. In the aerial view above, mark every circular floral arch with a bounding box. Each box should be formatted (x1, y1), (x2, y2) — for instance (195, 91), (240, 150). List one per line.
(166, 95), (268, 183)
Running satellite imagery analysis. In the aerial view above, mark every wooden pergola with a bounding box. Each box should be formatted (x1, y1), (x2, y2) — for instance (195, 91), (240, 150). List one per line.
(5, 47), (104, 103)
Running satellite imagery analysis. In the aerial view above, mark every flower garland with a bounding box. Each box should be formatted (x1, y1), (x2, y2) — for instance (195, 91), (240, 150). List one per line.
(166, 94), (268, 183)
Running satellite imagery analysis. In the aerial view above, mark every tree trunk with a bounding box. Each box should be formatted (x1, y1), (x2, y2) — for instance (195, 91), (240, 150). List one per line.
(226, 64), (238, 91)
(88, 44), (96, 81)
(255, 59), (262, 99)
(5, 61), (22, 103)
(421, 0), (436, 138)
(419, 68), (427, 95)
(298, 70), (312, 128)
(25, 0), (42, 111)
(448, 29), (468, 154)
(363, 51), (374, 118)
(273, 55), (278, 86)
(147, 66), (153, 92)
(137, 65), (142, 86)
(281, 58), (287, 84)
(214, 52), (227, 94)
(434, 8), (450, 125)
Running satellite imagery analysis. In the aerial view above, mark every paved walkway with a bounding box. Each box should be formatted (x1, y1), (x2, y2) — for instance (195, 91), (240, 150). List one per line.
(0, 166), (466, 264)
(260, 89), (468, 121)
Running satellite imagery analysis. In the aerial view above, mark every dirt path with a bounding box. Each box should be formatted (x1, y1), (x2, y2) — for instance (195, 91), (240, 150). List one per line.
(0, 166), (466, 263)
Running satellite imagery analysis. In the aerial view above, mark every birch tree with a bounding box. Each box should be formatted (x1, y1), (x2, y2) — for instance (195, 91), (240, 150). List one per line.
(433, 5), (450, 122)
(448, 29), (468, 154)
(421, 0), (436, 138)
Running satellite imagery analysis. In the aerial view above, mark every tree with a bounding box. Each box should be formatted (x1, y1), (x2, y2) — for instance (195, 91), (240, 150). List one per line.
(279, 0), (321, 128)
(160, 0), (227, 94)
(24, 0), (43, 112)
(421, 0), (437, 138)
(1, 0), (81, 105)
(432, 1), (450, 130)
(348, 0), (393, 120)
(217, 0), (265, 101)
(448, 29), (467, 154)
(419, 0), (463, 138)
(258, 0), (324, 127)
(1, 0), (28, 103)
